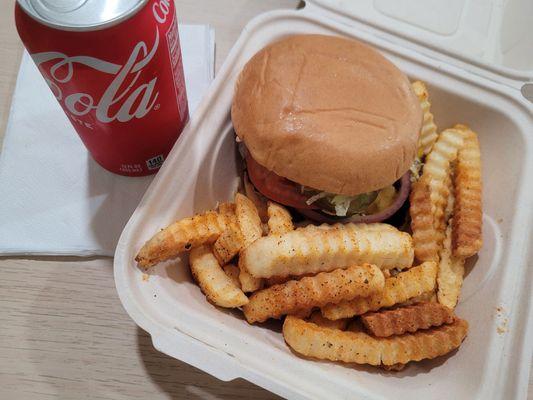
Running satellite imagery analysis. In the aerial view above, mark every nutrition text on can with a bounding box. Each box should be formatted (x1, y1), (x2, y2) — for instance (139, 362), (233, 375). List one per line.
(15, 0), (189, 176)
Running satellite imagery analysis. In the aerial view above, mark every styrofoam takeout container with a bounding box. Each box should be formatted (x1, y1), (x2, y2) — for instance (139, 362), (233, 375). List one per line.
(114, 1), (533, 399)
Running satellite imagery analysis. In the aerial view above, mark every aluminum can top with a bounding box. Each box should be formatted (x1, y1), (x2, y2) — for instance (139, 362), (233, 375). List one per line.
(17, 0), (148, 31)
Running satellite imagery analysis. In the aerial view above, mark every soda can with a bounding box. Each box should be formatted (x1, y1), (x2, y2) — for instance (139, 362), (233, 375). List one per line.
(15, 0), (189, 176)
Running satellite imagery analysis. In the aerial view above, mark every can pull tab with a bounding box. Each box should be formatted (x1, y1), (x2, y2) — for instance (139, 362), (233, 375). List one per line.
(521, 83), (533, 104)
(31, 0), (87, 13)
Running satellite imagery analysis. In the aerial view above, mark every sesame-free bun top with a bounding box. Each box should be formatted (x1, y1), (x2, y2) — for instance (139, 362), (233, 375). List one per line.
(231, 34), (422, 196)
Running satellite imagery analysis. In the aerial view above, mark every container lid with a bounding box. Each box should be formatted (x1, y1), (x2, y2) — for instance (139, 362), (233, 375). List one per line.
(306, 0), (533, 99)
(17, 0), (147, 30)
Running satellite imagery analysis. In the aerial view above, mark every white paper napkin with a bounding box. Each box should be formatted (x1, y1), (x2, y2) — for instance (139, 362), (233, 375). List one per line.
(0, 24), (215, 256)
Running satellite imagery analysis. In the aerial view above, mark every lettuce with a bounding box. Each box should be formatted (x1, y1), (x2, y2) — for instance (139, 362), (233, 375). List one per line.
(305, 189), (378, 217)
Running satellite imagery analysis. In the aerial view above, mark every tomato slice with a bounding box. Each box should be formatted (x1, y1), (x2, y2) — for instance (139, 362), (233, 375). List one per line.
(246, 155), (316, 209)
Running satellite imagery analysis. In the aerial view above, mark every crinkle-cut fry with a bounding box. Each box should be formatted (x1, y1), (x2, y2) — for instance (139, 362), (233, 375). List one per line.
(222, 264), (241, 289)
(425, 128), (464, 240)
(308, 311), (350, 331)
(283, 315), (468, 366)
(135, 210), (231, 268)
(412, 81), (438, 157)
(235, 193), (264, 291)
(397, 290), (436, 307)
(213, 219), (244, 265)
(264, 273), (315, 287)
(243, 172), (268, 223)
(437, 223), (465, 309)
(305, 222), (398, 233)
(243, 264), (384, 323)
(267, 201), (294, 235)
(189, 246), (248, 308)
(361, 301), (455, 337)
(240, 223), (413, 279)
(321, 261), (437, 320)
(453, 127), (483, 258)
(410, 128), (465, 263)
(235, 193), (262, 246)
(239, 265), (264, 292)
(410, 180), (439, 262)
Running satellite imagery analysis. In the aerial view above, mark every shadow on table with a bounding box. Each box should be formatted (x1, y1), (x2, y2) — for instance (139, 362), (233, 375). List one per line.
(137, 327), (280, 400)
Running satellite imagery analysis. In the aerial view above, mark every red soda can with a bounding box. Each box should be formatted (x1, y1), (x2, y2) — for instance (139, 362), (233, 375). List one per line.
(15, 0), (189, 176)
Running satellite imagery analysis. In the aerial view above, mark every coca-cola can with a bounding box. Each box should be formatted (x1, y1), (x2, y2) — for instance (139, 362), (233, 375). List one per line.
(15, 0), (189, 176)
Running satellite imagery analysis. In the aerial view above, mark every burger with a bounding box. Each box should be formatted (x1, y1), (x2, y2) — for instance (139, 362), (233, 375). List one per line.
(231, 34), (423, 223)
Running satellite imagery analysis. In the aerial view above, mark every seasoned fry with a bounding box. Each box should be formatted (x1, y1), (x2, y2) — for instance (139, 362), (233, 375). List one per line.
(136, 210), (231, 268)
(238, 264), (265, 292)
(240, 223), (414, 279)
(235, 193), (264, 291)
(222, 264), (241, 289)
(321, 261), (437, 320)
(213, 219), (244, 265)
(437, 223), (465, 309)
(453, 127), (482, 258)
(264, 273), (316, 287)
(410, 128), (465, 262)
(397, 290), (436, 307)
(361, 301), (455, 337)
(235, 193), (262, 245)
(283, 315), (468, 366)
(426, 128), (464, 246)
(243, 172), (268, 222)
(308, 311), (350, 331)
(189, 246), (248, 308)
(412, 81), (438, 157)
(243, 264), (384, 323)
(410, 181), (439, 262)
(267, 201), (294, 235)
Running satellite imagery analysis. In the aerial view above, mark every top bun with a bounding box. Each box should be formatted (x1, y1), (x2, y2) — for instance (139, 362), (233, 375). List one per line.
(231, 34), (422, 196)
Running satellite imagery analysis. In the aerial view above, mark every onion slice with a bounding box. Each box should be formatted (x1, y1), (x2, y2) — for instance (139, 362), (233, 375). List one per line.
(297, 172), (411, 224)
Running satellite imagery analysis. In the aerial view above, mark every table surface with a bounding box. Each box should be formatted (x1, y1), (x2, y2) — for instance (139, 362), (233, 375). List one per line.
(0, 1), (530, 399)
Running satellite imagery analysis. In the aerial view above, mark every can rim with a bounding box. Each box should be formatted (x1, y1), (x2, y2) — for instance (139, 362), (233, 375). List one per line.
(16, 0), (150, 32)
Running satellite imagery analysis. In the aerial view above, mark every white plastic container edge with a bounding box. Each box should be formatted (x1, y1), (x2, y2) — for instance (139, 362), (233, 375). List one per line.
(114, 2), (533, 400)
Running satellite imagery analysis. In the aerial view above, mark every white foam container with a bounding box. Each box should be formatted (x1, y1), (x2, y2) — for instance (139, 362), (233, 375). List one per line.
(114, 1), (533, 399)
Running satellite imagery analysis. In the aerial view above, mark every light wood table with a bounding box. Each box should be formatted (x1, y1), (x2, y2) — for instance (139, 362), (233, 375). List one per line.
(0, 1), (531, 399)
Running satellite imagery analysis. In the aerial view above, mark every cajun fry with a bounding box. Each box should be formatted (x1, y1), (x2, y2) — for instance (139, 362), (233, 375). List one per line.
(308, 311), (350, 331)
(410, 128), (465, 262)
(453, 127), (482, 258)
(283, 315), (468, 366)
(321, 261), (437, 320)
(412, 81), (438, 157)
(267, 201), (294, 235)
(136, 210), (232, 268)
(243, 264), (384, 323)
(437, 223), (465, 309)
(397, 290), (436, 307)
(410, 180), (439, 262)
(238, 263), (265, 292)
(240, 223), (414, 279)
(189, 246), (248, 308)
(361, 301), (455, 337)
(222, 264), (241, 289)
(235, 193), (264, 291)
(213, 219), (244, 265)
(235, 193), (262, 245)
